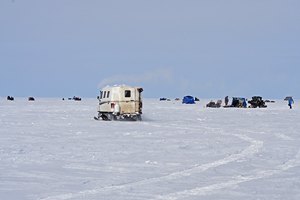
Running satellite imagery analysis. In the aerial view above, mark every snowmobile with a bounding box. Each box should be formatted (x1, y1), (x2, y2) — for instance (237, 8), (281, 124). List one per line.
(28, 97), (35, 101)
(194, 97), (200, 101)
(248, 96), (267, 108)
(7, 96), (14, 101)
(73, 96), (81, 101)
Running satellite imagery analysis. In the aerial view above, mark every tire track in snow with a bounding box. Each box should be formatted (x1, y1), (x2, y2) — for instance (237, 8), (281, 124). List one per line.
(41, 124), (263, 200)
(155, 150), (300, 200)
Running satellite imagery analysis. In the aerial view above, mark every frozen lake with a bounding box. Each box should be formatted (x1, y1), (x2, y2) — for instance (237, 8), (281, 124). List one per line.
(0, 97), (299, 200)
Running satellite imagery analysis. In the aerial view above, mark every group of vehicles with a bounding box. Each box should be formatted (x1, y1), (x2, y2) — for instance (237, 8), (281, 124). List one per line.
(158, 94), (275, 109)
(159, 95), (274, 109)
(211, 96), (269, 108)
(6, 85), (293, 122)
(65, 96), (81, 101)
(7, 96), (34, 101)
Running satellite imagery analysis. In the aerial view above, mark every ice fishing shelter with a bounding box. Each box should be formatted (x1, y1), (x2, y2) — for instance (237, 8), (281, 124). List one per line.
(231, 97), (247, 108)
(182, 96), (195, 104)
(284, 96), (293, 101)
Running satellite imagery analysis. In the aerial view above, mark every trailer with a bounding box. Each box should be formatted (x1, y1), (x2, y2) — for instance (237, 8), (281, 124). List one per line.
(95, 84), (143, 121)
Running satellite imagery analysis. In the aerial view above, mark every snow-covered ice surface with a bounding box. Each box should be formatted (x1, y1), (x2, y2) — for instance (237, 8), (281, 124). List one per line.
(0, 98), (299, 200)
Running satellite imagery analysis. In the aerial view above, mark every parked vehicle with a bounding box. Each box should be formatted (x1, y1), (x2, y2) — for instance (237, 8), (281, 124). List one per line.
(28, 97), (35, 101)
(73, 96), (81, 101)
(160, 98), (167, 101)
(248, 96), (267, 108)
(7, 96), (14, 101)
(95, 85), (143, 121)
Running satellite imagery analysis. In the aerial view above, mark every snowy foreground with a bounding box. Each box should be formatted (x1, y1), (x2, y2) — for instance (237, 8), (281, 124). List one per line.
(0, 98), (299, 200)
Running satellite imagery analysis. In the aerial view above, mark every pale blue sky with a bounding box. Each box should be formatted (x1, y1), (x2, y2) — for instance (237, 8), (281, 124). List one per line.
(1, 0), (299, 99)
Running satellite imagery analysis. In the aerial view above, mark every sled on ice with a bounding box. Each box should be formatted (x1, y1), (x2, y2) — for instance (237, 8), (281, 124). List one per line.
(206, 100), (222, 108)
(95, 85), (143, 121)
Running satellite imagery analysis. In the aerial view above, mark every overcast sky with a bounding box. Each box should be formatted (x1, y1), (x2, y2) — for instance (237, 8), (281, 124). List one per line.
(1, 0), (299, 99)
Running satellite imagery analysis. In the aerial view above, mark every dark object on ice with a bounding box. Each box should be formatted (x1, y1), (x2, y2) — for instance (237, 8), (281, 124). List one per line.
(226, 97), (247, 108)
(206, 101), (219, 108)
(62, 98), (65, 100)
(182, 96), (195, 104)
(194, 97), (200, 101)
(68, 98), (72, 100)
(264, 100), (275, 103)
(225, 96), (229, 106)
(248, 96), (267, 108)
(175, 98), (180, 101)
(28, 97), (35, 101)
(206, 100), (222, 108)
(160, 98), (167, 101)
(167, 99), (171, 101)
(73, 96), (81, 101)
(7, 96), (14, 101)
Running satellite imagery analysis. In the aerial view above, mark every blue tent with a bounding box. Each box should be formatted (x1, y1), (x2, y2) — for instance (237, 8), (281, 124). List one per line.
(231, 97), (247, 108)
(182, 96), (195, 104)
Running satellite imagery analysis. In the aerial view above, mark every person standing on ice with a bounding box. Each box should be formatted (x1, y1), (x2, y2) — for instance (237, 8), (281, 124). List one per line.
(225, 96), (229, 106)
(288, 98), (294, 109)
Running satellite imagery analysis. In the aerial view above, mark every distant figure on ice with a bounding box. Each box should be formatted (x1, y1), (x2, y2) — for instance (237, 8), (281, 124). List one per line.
(288, 98), (294, 109)
(225, 96), (229, 106)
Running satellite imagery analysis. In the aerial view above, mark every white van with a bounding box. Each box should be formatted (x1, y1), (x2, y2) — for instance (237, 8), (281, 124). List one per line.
(95, 84), (143, 121)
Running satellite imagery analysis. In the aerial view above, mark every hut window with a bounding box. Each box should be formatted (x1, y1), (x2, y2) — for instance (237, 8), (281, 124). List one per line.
(107, 91), (110, 98)
(125, 90), (131, 97)
(103, 91), (106, 98)
(100, 91), (103, 99)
